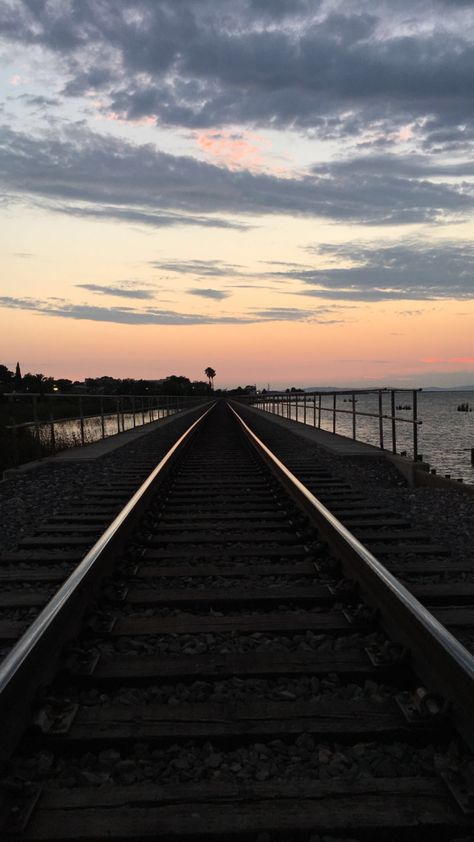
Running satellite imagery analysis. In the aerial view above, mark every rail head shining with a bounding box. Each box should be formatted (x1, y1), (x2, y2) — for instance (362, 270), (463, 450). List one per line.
(0, 402), (216, 763)
(229, 401), (474, 746)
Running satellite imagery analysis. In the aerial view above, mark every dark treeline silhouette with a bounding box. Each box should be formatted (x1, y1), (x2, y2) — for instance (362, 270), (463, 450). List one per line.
(1, 363), (262, 398)
(0, 364), (212, 397)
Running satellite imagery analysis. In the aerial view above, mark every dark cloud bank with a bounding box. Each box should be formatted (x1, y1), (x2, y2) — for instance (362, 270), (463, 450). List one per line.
(1, 0), (473, 318)
(1, 124), (473, 228)
(2, 0), (474, 153)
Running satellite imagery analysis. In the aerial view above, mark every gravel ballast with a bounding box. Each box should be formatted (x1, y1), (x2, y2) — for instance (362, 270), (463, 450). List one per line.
(0, 409), (206, 554)
(236, 406), (474, 568)
(8, 737), (463, 788)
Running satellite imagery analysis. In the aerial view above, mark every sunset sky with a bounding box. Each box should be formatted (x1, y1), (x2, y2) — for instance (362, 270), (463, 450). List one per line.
(1, 0), (473, 389)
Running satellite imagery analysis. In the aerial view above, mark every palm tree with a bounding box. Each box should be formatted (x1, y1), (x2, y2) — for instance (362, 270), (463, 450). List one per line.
(204, 367), (216, 389)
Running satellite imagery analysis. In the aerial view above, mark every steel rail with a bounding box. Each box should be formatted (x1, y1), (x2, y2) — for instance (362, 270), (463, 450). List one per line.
(0, 402), (216, 766)
(228, 402), (474, 748)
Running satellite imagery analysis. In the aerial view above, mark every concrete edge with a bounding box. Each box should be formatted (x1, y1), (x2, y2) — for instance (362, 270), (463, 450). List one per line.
(386, 452), (474, 495)
(412, 464), (474, 496)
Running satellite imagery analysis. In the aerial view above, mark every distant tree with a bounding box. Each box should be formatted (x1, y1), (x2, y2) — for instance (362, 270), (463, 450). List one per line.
(162, 375), (193, 396)
(192, 380), (211, 395)
(22, 373), (54, 394)
(0, 364), (14, 392)
(14, 361), (22, 390)
(54, 378), (73, 393)
(85, 376), (121, 394)
(205, 367), (216, 389)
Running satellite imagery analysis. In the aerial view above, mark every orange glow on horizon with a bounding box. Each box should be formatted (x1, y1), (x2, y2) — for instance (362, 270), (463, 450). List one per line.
(1, 299), (473, 388)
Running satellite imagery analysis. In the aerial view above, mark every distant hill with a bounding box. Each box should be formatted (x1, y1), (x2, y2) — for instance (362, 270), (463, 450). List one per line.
(303, 386), (348, 392)
(423, 385), (474, 391)
(303, 385), (474, 392)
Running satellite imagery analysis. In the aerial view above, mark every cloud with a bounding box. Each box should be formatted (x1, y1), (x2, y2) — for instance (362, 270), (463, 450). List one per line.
(272, 240), (474, 301)
(1, 124), (472, 227)
(2, 0), (474, 155)
(0, 295), (242, 325)
(17, 93), (60, 109)
(150, 259), (246, 277)
(0, 295), (339, 325)
(419, 356), (474, 364)
(195, 130), (276, 173)
(187, 288), (230, 300)
(46, 202), (247, 230)
(75, 284), (155, 299)
(250, 306), (341, 322)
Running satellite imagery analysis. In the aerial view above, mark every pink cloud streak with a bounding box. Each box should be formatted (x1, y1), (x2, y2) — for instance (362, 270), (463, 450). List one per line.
(195, 130), (286, 175)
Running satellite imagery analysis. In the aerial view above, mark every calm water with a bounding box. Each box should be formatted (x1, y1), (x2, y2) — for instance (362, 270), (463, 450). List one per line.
(275, 391), (474, 485)
(33, 409), (176, 450)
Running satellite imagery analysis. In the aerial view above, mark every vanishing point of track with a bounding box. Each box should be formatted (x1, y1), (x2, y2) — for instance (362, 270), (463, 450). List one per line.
(0, 401), (473, 840)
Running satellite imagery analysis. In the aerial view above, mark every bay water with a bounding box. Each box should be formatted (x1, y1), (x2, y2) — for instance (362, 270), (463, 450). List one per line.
(286, 390), (474, 485)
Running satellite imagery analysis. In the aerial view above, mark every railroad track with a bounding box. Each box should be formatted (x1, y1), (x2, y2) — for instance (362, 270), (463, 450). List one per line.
(235, 403), (474, 654)
(0, 401), (473, 840)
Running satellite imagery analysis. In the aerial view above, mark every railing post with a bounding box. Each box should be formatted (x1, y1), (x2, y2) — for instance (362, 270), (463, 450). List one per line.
(378, 390), (384, 450)
(318, 393), (321, 428)
(121, 397), (125, 431)
(303, 394), (307, 425)
(413, 389), (418, 461)
(295, 392), (298, 422)
(391, 390), (397, 454)
(351, 392), (356, 440)
(141, 397), (145, 426)
(116, 398), (120, 434)
(32, 395), (41, 456)
(132, 396), (136, 428)
(100, 396), (105, 439)
(49, 405), (56, 455)
(332, 393), (336, 434)
(79, 396), (85, 446)
(8, 415), (19, 466)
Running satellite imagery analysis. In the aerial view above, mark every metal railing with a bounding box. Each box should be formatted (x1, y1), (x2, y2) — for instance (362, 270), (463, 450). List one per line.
(1, 392), (210, 465)
(234, 388), (422, 461)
